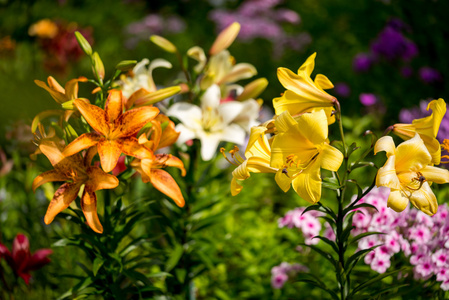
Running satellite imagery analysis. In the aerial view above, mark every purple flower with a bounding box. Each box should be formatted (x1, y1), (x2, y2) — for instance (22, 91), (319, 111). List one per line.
(271, 261), (308, 289)
(353, 53), (373, 72)
(359, 93), (378, 106)
(419, 67), (442, 84)
(371, 25), (418, 61)
(333, 82), (351, 98)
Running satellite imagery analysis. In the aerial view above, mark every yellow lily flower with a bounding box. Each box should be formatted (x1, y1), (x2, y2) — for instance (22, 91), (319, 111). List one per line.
(273, 53), (337, 124)
(374, 134), (449, 215)
(131, 114), (186, 207)
(392, 98), (446, 165)
(270, 110), (343, 203)
(62, 90), (159, 173)
(222, 124), (283, 196)
(33, 139), (119, 233)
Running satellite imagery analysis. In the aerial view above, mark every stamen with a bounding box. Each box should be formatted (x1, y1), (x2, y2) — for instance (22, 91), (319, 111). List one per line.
(407, 173), (426, 191)
(220, 147), (239, 166)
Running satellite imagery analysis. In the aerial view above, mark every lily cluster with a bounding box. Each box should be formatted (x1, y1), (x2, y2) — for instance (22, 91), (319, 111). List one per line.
(142, 22), (267, 162)
(32, 40), (186, 233)
(226, 52), (343, 204)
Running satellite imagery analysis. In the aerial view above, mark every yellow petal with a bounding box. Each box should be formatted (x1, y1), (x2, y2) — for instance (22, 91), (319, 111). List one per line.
(44, 182), (81, 224)
(65, 77), (87, 100)
(74, 99), (110, 136)
(374, 136), (396, 156)
(47, 76), (65, 94)
(376, 156), (401, 189)
(314, 74), (334, 90)
(298, 52), (316, 76)
(62, 133), (101, 157)
(292, 158), (322, 204)
(295, 110), (328, 145)
(320, 144), (343, 172)
(81, 189), (103, 233)
(408, 182), (438, 216)
(395, 134), (431, 173)
(34, 78), (66, 104)
(149, 168), (185, 207)
(414, 98), (446, 138)
(420, 135), (441, 165)
(387, 189), (409, 212)
(275, 169), (291, 192)
(421, 165), (449, 184)
(32, 170), (68, 192)
(231, 177), (243, 196)
(97, 139), (123, 173)
(112, 106), (159, 138)
(105, 90), (123, 124)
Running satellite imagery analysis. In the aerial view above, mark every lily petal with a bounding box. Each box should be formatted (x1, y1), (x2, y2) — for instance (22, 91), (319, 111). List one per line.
(167, 103), (203, 128)
(374, 136), (396, 157)
(62, 133), (101, 157)
(32, 170), (68, 192)
(86, 166), (119, 191)
(275, 169), (291, 192)
(292, 158), (322, 204)
(376, 155), (401, 189)
(81, 189), (103, 233)
(218, 63), (257, 85)
(44, 182), (81, 225)
(421, 165), (449, 184)
(113, 106), (159, 138)
(295, 110), (328, 145)
(395, 134), (432, 173)
(105, 90), (123, 124)
(148, 168), (185, 207)
(387, 189), (409, 212)
(320, 144), (343, 172)
(231, 177), (243, 196)
(97, 139), (123, 173)
(74, 99), (110, 136)
(201, 84), (221, 110)
(121, 137), (153, 159)
(408, 181), (438, 216)
(155, 154), (186, 176)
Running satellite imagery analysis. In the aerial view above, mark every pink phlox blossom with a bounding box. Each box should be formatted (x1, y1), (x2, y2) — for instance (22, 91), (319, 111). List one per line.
(440, 279), (449, 291)
(408, 225), (431, 244)
(437, 268), (449, 282)
(370, 252), (391, 274)
(270, 261), (307, 289)
(432, 249), (449, 267)
(414, 257), (435, 278)
(384, 232), (401, 254)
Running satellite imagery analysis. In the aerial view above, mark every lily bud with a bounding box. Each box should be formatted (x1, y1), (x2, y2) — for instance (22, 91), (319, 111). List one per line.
(75, 31), (92, 56)
(134, 86), (182, 107)
(209, 22), (240, 56)
(150, 35), (177, 53)
(92, 52), (105, 80)
(115, 60), (137, 71)
(237, 78), (268, 101)
(61, 100), (75, 110)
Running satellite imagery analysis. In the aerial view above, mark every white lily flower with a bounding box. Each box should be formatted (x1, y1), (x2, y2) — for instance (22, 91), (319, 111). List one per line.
(118, 58), (173, 99)
(168, 84), (259, 161)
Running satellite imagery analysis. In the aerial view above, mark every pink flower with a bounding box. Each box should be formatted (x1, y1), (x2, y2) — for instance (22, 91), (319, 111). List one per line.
(432, 249), (449, 267)
(371, 253), (391, 273)
(436, 268), (449, 282)
(271, 272), (288, 289)
(415, 257), (434, 278)
(0, 234), (52, 284)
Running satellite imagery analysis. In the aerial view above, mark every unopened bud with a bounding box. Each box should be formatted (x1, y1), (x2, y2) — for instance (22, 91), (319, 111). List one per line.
(61, 100), (75, 110)
(134, 86), (181, 107)
(92, 52), (105, 80)
(237, 78), (268, 101)
(150, 35), (177, 53)
(75, 31), (92, 56)
(115, 60), (137, 71)
(209, 22), (240, 56)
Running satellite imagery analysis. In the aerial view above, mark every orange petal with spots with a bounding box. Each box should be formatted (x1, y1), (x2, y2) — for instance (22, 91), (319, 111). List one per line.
(86, 166), (119, 191)
(113, 106), (159, 138)
(63, 133), (101, 157)
(74, 99), (110, 136)
(105, 90), (123, 124)
(97, 139), (123, 173)
(121, 137), (153, 159)
(81, 189), (103, 233)
(44, 182), (81, 225)
(155, 154), (186, 176)
(32, 170), (68, 192)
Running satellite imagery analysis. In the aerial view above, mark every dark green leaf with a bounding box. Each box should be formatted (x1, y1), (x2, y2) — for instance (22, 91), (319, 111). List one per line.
(299, 243), (337, 268)
(322, 177), (342, 190)
(313, 236), (339, 253)
(92, 257), (104, 276)
(165, 243), (184, 272)
(123, 269), (152, 286)
(349, 231), (384, 246)
(349, 268), (407, 297)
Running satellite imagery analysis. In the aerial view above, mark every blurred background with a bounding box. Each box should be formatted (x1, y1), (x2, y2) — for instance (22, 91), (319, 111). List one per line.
(1, 0), (449, 298)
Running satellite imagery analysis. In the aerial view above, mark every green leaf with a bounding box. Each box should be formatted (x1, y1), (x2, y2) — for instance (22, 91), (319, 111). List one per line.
(123, 269), (152, 286)
(92, 257), (104, 276)
(349, 268), (407, 297)
(322, 177), (342, 190)
(295, 274), (339, 300)
(299, 243), (337, 268)
(346, 142), (360, 158)
(165, 243), (184, 272)
(344, 244), (381, 274)
(349, 232), (384, 246)
(175, 268), (187, 283)
(312, 236), (339, 254)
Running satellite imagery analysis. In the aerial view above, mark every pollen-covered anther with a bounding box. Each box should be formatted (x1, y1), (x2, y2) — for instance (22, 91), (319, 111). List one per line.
(220, 146), (244, 166)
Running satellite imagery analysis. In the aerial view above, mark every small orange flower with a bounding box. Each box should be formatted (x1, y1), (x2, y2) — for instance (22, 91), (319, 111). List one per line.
(62, 90), (159, 173)
(33, 139), (119, 233)
(131, 114), (186, 207)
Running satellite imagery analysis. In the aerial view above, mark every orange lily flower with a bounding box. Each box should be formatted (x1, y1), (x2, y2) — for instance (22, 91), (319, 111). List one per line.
(32, 139), (119, 233)
(32, 77), (89, 131)
(62, 90), (160, 173)
(131, 114), (186, 207)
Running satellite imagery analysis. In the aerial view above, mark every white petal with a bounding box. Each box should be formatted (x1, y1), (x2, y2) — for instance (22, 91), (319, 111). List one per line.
(198, 132), (222, 161)
(218, 101), (245, 127)
(201, 84), (221, 109)
(167, 102), (202, 127)
(221, 124), (246, 145)
(174, 124), (197, 145)
(133, 58), (150, 75)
